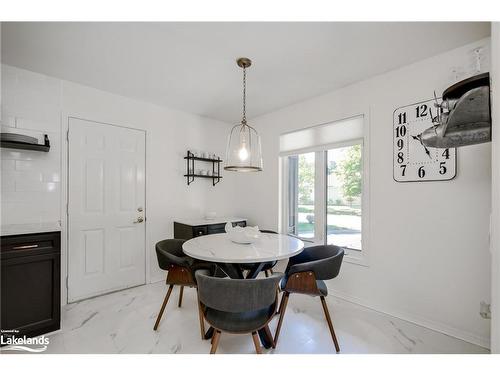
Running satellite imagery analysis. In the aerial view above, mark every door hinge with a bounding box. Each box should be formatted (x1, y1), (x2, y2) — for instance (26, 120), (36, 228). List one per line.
(66, 203), (69, 216)
(66, 276), (69, 290)
(66, 129), (69, 141)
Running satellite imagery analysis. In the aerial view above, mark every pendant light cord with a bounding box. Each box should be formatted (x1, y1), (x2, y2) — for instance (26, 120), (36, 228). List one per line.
(242, 66), (247, 125)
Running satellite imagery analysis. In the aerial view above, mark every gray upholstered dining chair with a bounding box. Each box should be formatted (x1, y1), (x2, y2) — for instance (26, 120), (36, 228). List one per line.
(240, 230), (278, 277)
(195, 269), (282, 354)
(153, 239), (213, 339)
(274, 245), (344, 352)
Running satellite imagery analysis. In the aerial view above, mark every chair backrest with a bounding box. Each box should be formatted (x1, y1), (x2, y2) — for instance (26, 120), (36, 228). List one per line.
(286, 245), (344, 280)
(155, 239), (189, 270)
(195, 270), (282, 313)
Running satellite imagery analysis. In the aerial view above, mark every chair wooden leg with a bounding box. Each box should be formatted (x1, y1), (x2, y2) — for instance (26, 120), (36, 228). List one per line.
(178, 286), (184, 307)
(274, 292), (289, 345)
(263, 325), (275, 349)
(264, 270), (269, 277)
(153, 284), (174, 331)
(252, 332), (262, 354)
(320, 296), (340, 352)
(197, 292), (206, 340)
(210, 330), (221, 354)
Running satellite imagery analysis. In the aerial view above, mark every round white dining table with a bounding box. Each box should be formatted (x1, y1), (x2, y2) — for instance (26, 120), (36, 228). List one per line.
(182, 232), (304, 265)
(182, 232), (304, 347)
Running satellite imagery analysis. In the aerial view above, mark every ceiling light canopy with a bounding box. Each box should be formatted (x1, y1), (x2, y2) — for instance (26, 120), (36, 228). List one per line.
(224, 58), (263, 172)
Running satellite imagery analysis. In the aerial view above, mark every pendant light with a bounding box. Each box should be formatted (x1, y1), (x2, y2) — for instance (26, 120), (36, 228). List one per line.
(224, 57), (263, 172)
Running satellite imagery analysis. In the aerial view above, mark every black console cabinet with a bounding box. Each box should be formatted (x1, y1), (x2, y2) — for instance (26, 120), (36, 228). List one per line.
(1, 231), (61, 342)
(174, 220), (246, 240)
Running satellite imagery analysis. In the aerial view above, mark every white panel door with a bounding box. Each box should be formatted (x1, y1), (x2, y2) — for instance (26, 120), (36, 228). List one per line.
(68, 118), (146, 302)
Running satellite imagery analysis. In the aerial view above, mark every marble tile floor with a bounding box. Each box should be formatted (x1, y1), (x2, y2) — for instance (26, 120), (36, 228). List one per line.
(2, 280), (489, 354)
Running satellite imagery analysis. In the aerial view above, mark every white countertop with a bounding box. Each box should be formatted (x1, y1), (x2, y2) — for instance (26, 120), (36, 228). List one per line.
(174, 217), (247, 226)
(1, 222), (61, 236)
(182, 232), (304, 263)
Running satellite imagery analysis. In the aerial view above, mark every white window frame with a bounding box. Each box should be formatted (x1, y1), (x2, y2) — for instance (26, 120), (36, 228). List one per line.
(279, 114), (370, 267)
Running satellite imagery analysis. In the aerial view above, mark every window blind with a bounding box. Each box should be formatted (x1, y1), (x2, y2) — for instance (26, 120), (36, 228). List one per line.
(279, 115), (364, 155)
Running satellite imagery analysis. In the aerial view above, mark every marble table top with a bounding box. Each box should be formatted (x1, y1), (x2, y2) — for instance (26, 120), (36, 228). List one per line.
(0, 222), (61, 236)
(182, 232), (304, 263)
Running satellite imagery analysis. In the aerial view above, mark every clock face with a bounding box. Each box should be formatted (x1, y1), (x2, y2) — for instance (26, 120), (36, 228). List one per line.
(393, 99), (456, 182)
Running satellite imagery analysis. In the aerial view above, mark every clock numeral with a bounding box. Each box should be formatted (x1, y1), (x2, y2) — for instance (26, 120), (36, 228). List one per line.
(397, 152), (404, 164)
(396, 125), (406, 138)
(397, 138), (404, 150)
(400, 164), (407, 176)
(439, 162), (447, 175)
(398, 112), (407, 125)
(416, 104), (428, 118)
(418, 166), (426, 178)
(442, 148), (450, 159)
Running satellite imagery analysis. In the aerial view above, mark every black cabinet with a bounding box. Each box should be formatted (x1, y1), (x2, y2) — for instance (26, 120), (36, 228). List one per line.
(174, 220), (246, 240)
(1, 231), (61, 343)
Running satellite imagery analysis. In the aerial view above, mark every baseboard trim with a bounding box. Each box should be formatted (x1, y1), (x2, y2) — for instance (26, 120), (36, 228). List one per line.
(329, 289), (490, 350)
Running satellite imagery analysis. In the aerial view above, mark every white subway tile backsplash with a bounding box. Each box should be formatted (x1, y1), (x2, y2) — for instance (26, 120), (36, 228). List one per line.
(14, 160), (35, 170)
(1, 149), (40, 161)
(1, 114), (16, 127)
(1, 177), (15, 192)
(41, 171), (61, 183)
(3, 170), (43, 184)
(1, 160), (15, 170)
(15, 180), (59, 193)
(1, 65), (62, 225)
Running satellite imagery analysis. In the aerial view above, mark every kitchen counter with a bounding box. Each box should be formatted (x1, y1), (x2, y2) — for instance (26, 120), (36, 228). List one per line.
(0, 222), (61, 236)
(173, 217), (247, 227)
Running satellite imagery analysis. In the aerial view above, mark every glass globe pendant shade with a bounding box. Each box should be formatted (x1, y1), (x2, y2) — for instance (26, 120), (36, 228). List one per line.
(224, 121), (263, 171)
(224, 57), (263, 172)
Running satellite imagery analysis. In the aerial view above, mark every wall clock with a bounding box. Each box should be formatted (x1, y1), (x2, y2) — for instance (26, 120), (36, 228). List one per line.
(393, 99), (456, 182)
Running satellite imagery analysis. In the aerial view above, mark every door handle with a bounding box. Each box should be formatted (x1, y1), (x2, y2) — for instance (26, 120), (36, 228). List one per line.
(133, 217), (144, 224)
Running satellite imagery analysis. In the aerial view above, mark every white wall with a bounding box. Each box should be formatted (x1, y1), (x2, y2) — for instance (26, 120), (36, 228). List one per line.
(0, 64), (238, 302)
(236, 38), (492, 347)
(490, 23), (500, 353)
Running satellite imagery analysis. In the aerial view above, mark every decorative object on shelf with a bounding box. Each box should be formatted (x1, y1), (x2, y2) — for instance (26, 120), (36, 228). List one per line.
(184, 150), (222, 186)
(224, 57), (263, 172)
(224, 222), (261, 244)
(418, 72), (491, 149)
(0, 133), (50, 152)
(393, 99), (457, 182)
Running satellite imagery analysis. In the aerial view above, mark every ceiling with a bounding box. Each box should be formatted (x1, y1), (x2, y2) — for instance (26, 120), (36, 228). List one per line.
(1, 22), (490, 123)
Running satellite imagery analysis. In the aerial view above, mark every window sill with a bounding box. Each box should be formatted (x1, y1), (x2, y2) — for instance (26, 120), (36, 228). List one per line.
(343, 251), (369, 267)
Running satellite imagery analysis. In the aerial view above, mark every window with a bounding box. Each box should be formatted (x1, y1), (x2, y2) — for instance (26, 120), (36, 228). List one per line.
(326, 144), (362, 251)
(281, 115), (367, 263)
(287, 152), (316, 239)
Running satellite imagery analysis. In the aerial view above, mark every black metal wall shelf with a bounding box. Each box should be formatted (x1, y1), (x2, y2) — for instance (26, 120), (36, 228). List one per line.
(0, 134), (50, 152)
(184, 150), (222, 186)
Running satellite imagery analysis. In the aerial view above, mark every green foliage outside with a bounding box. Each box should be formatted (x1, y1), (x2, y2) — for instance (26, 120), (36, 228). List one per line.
(333, 144), (362, 206)
(298, 154), (315, 205)
(296, 145), (362, 209)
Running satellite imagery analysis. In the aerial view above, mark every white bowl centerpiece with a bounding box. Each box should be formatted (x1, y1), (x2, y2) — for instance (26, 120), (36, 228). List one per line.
(225, 222), (261, 244)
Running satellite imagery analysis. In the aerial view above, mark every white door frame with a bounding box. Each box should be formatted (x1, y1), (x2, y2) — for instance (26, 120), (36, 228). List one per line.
(490, 23), (500, 354)
(60, 115), (149, 304)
